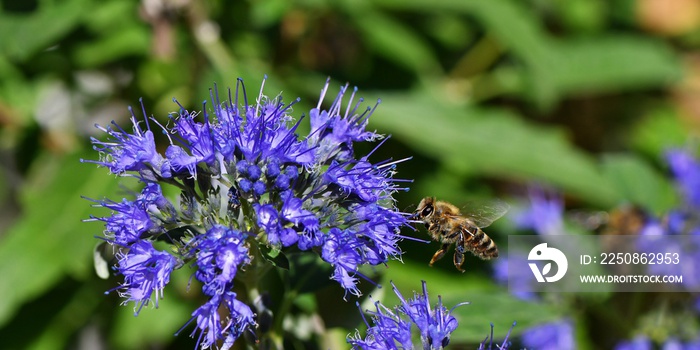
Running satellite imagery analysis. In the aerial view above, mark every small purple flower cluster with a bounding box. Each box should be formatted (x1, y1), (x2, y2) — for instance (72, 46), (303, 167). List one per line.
(636, 149), (700, 289)
(615, 335), (700, 350)
(348, 280), (514, 349)
(348, 281), (468, 350)
(493, 187), (565, 300)
(511, 187), (565, 236)
(497, 188), (575, 348)
(520, 319), (575, 350)
(84, 77), (410, 348)
(504, 151), (700, 348)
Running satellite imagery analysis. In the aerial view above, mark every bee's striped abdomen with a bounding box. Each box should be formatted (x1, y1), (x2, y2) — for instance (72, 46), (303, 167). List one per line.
(465, 227), (498, 259)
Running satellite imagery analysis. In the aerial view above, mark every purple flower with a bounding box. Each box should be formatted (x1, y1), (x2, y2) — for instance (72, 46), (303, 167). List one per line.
(192, 225), (251, 297)
(512, 187), (564, 236)
(630, 150), (700, 291)
(84, 183), (165, 245)
(183, 291), (256, 350)
(113, 240), (177, 314)
(666, 149), (700, 208)
(492, 254), (537, 300)
(614, 336), (652, 350)
(521, 319), (575, 350)
(682, 339), (700, 350)
(661, 338), (700, 350)
(84, 111), (168, 177)
(497, 187), (564, 300)
(348, 281), (465, 350)
(309, 84), (379, 162)
(664, 338), (684, 350)
(84, 77), (411, 348)
(615, 336), (700, 350)
(638, 217), (700, 289)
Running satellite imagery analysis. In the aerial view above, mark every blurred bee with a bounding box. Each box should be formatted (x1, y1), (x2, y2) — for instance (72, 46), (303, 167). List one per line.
(601, 205), (646, 236)
(567, 205), (646, 235)
(412, 197), (508, 272)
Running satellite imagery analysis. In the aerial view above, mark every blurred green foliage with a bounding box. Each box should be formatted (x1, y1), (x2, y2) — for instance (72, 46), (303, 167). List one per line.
(1, 0), (698, 348)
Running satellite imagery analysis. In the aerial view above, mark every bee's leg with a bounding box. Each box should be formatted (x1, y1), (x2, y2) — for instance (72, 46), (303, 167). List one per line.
(430, 243), (451, 267)
(453, 250), (466, 273)
(454, 233), (466, 273)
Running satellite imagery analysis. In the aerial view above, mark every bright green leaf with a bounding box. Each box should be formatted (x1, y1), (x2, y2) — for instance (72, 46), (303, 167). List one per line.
(111, 292), (192, 349)
(345, 6), (440, 74)
(376, 0), (681, 109)
(630, 106), (690, 160)
(600, 153), (678, 215)
(0, 151), (119, 327)
(74, 26), (150, 67)
(551, 36), (681, 95)
(0, 0), (89, 61)
(369, 85), (621, 207)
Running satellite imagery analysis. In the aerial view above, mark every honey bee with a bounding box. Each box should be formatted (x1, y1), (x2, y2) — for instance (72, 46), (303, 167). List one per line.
(601, 205), (646, 236)
(412, 197), (508, 272)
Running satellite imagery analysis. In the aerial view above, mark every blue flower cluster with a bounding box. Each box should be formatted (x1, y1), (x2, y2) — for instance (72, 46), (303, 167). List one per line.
(511, 187), (565, 236)
(520, 319), (575, 350)
(503, 151), (700, 349)
(83, 77), (410, 348)
(637, 149), (700, 289)
(615, 335), (700, 350)
(348, 281), (467, 350)
(348, 280), (514, 349)
(493, 187), (565, 300)
(495, 188), (575, 348)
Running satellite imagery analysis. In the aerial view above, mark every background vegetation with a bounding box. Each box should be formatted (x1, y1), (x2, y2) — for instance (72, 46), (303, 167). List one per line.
(1, 0), (698, 348)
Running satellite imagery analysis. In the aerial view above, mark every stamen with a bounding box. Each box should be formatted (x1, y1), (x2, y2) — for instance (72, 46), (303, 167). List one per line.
(317, 77), (331, 110)
(499, 322), (517, 349)
(255, 74), (267, 118)
(365, 135), (391, 158)
(377, 156), (413, 169)
(344, 86), (358, 119)
(139, 98), (151, 132)
(238, 78), (248, 108)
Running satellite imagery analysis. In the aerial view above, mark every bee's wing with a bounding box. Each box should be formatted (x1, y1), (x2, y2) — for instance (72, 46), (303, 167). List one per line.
(567, 209), (609, 231)
(462, 198), (510, 228)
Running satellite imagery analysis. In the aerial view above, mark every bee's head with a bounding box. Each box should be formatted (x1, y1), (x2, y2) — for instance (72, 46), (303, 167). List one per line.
(413, 197), (436, 220)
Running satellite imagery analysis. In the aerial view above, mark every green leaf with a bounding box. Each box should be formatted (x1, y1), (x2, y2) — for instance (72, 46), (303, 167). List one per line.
(551, 36), (681, 95)
(287, 253), (335, 294)
(260, 245), (290, 270)
(630, 106), (690, 159)
(82, 0), (139, 34)
(0, 0), (89, 61)
(74, 26), (150, 67)
(369, 85), (621, 207)
(553, 0), (606, 34)
(345, 5), (440, 74)
(0, 151), (119, 327)
(375, 0), (681, 108)
(111, 291), (192, 349)
(250, 0), (292, 27)
(600, 153), (679, 215)
(376, 0), (560, 107)
(24, 283), (105, 350)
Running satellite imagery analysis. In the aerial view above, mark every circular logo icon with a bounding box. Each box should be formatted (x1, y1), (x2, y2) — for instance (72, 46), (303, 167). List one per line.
(528, 243), (568, 283)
